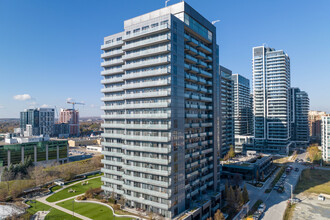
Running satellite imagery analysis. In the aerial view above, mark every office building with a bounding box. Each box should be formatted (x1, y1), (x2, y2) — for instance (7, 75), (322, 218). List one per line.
(321, 115), (330, 163)
(100, 2), (221, 219)
(20, 108), (55, 137)
(252, 46), (291, 154)
(290, 88), (310, 147)
(59, 109), (80, 136)
(309, 110), (326, 144)
(232, 74), (253, 136)
(219, 66), (234, 157)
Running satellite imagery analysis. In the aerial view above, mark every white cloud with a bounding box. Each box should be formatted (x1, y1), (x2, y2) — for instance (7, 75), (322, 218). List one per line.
(13, 94), (32, 101)
(41, 104), (50, 108)
(66, 97), (74, 102)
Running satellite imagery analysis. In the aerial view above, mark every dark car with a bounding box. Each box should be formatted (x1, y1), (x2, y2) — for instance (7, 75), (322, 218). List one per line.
(295, 168), (299, 172)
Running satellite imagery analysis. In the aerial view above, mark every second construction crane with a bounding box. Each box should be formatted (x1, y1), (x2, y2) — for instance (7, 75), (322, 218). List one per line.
(67, 101), (85, 110)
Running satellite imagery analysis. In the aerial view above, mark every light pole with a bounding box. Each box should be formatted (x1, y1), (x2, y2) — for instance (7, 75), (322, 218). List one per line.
(72, 200), (74, 217)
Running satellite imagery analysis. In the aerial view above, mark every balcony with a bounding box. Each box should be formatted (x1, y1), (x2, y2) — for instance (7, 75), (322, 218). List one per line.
(123, 184), (170, 199)
(123, 155), (170, 165)
(122, 56), (170, 70)
(101, 105), (124, 110)
(123, 80), (170, 90)
(101, 142), (123, 148)
(124, 102), (169, 109)
(197, 60), (207, 68)
(101, 49), (124, 59)
(124, 134), (171, 142)
(101, 68), (123, 76)
(125, 123), (170, 130)
(200, 96), (212, 102)
(102, 133), (125, 139)
(101, 159), (123, 167)
(102, 150), (123, 158)
(101, 60), (124, 67)
(123, 67), (170, 80)
(185, 84), (198, 91)
(185, 73), (198, 82)
(123, 24), (170, 41)
(101, 77), (123, 84)
(122, 45), (170, 60)
(124, 113), (170, 119)
(102, 114), (125, 119)
(123, 145), (171, 154)
(185, 54), (198, 64)
(101, 168), (124, 176)
(122, 34), (170, 51)
(198, 43), (212, 54)
(124, 91), (169, 99)
(123, 174), (170, 188)
(196, 51), (206, 59)
(185, 44), (198, 55)
(101, 96), (124, 101)
(102, 176), (123, 186)
(200, 69), (212, 78)
(101, 87), (123, 93)
(101, 123), (126, 128)
(188, 37), (199, 47)
(101, 40), (124, 50)
(124, 194), (170, 210)
(122, 164), (171, 176)
(185, 113), (198, 118)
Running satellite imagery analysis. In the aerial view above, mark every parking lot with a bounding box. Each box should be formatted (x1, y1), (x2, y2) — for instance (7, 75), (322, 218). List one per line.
(293, 194), (330, 220)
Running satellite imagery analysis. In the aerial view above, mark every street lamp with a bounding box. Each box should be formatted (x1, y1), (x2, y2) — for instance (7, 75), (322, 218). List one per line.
(72, 200), (75, 217)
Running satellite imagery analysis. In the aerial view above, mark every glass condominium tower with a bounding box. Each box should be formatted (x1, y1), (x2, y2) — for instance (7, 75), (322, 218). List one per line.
(252, 46), (291, 154)
(100, 2), (221, 219)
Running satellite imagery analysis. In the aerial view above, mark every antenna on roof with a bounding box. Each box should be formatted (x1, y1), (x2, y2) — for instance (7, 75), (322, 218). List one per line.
(165, 0), (170, 7)
(212, 20), (221, 25)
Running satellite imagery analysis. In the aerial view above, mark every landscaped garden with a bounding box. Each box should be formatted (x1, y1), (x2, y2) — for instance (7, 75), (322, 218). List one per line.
(27, 200), (81, 220)
(56, 199), (133, 220)
(46, 177), (102, 202)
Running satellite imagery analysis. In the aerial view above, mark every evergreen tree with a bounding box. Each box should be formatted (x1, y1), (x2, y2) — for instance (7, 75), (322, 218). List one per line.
(236, 187), (243, 207)
(214, 209), (225, 220)
(242, 185), (249, 204)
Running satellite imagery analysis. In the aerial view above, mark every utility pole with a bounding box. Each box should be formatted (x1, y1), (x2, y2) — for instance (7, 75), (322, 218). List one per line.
(72, 200), (74, 217)
(291, 184), (293, 205)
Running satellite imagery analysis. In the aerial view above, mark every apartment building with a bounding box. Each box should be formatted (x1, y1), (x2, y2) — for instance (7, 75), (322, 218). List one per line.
(232, 74), (253, 136)
(290, 88), (310, 147)
(100, 2), (221, 219)
(20, 108), (55, 137)
(58, 108), (80, 136)
(252, 46), (291, 154)
(219, 66), (234, 157)
(309, 110), (326, 144)
(321, 115), (330, 162)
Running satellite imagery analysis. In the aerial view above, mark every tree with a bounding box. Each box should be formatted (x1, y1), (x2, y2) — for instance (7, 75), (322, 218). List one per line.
(255, 170), (259, 183)
(261, 171), (265, 181)
(307, 145), (320, 163)
(236, 188), (244, 207)
(242, 185), (249, 204)
(214, 209), (225, 220)
(227, 186), (235, 209)
(228, 146), (235, 159)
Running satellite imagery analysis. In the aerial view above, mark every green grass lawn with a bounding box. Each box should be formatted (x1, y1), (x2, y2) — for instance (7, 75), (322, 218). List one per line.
(65, 173), (103, 186)
(295, 169), (330, 194)
(46, 177), (102, 203)
(27, 200), (80, 220)
(56, 199), (132, 220)
(51, 185), (63, 192)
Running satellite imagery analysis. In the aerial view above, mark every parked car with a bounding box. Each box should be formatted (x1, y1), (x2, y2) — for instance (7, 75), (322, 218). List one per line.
(318, 195), (325, 201)
(295, 168), (299, 172)
(258, 203), (266, 213)
(288, 198), (301, 203)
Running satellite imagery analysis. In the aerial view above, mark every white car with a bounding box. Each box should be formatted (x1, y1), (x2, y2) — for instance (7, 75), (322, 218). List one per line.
(258, 203), (266, 213)
(318, 195), (325, 201)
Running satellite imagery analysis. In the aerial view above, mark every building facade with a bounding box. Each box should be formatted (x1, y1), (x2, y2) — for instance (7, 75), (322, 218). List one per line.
(219, 66), (234, 157)
(20, 108), (55, 137)
(0, 138), (68, 166)
(232, 74), (253, 136)
(252, 46), (291, 154)
(290, 88), (310, 147)
(309, 110), (326, 145)
(100, 2), (221, 219)
(59, 109), (80, 136)
(321, 115), (330, 162)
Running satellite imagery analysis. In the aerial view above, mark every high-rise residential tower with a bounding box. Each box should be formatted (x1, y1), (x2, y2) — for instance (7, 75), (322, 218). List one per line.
(290, 88), (310, 147)
(232, 74), (253, 136)
(309, 110), (326, 144)
(219, 66), (234, 157)
(59, 109), (80, 136)
(100, 2), (221, 219)
(321, 115), (330, 163)
(252, 46), (291, 154)
(20, 108), (55, 136)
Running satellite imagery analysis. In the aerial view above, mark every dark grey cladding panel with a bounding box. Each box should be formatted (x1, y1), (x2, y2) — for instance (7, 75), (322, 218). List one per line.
(254, 47), (264, 57)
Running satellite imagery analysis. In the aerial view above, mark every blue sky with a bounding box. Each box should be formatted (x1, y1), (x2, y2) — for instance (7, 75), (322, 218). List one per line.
(0, 0), (329, 118)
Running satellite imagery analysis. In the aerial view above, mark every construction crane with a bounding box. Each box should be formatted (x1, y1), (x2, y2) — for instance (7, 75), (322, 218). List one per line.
(67, 101), (85, 110)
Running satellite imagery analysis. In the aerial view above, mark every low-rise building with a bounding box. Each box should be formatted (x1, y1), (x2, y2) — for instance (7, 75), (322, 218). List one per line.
(234, 135), (254, 154)
(68, 138), (101, 147)
(221, 156), (273, 181)
(0, 136), (68, 166)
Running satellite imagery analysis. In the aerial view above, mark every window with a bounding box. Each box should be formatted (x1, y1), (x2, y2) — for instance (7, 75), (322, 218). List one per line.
(142, 26), (149, 31)
(151, 23), (159, 28)
(133, 28), (140, 33)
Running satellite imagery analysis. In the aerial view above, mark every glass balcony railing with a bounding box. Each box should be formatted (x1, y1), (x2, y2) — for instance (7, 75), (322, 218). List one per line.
(122, 34), (170, 51)
(101, 68), (123, 76)
(101, 40), (124, 50)
(122, 56), (170, 70)
(123, 24), (170, 40)
(124, 90), (170, 99)
(122, 45), (170, 60)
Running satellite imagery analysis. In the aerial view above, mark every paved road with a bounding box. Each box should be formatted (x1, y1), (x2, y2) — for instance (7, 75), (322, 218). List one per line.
(246, 152), (307, 220)
(261, 158), (306, 220)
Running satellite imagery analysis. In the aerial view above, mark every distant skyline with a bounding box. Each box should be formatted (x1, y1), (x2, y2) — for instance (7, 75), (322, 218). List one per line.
(1, 0), (330, 118)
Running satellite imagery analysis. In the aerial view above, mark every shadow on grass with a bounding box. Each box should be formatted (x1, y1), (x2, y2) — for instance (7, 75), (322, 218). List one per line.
(294, 169), (330, 195)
